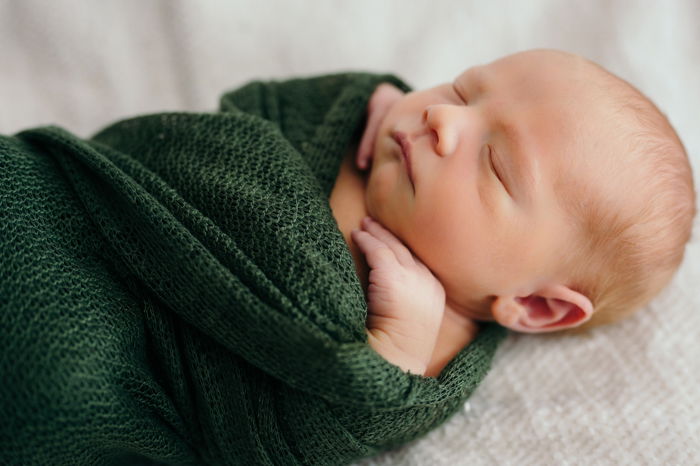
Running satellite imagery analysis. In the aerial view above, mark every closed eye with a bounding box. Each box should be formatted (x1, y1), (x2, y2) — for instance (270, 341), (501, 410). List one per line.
(488, 145), (511, 196)
(453, 83), (467, 103)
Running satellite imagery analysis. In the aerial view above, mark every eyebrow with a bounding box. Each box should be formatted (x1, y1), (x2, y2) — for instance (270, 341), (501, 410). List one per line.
(494, 118), (537, 206)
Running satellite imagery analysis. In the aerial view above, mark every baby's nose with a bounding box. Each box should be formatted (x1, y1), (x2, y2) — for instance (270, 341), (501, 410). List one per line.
(423, 105), (459, 156)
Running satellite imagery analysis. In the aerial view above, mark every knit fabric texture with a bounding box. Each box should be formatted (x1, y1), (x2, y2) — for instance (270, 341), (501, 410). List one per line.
(0, 72), (506, 465)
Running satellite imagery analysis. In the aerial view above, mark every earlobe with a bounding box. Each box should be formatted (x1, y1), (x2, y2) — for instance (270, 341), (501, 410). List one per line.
(491, 284), (594, 333)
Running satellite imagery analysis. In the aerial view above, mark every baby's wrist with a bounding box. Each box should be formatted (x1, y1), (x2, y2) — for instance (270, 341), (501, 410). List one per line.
(366, 328), (431, 376)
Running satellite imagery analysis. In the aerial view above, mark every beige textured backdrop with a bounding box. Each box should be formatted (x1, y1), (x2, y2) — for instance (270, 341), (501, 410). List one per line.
(2, 1), (698, 464)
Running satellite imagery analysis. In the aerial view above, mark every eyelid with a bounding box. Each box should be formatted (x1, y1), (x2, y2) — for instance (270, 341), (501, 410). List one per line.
(453, 83), (466, 103)
(488, 145), (511, 197)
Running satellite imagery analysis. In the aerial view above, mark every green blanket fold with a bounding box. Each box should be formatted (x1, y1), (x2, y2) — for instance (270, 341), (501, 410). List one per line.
(0, 72), (506, 465)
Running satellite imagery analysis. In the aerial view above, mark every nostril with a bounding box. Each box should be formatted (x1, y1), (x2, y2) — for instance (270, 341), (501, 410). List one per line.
(422, 108), (430, 122)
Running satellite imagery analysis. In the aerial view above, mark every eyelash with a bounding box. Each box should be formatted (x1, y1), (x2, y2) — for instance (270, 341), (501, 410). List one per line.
(488, 146), (512, 197)
(487, 146), (502, 183)
(453, 83), (466, 103)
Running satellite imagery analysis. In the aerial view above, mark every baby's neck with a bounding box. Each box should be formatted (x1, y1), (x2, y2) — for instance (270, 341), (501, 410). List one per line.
(425, 309), (479, 377)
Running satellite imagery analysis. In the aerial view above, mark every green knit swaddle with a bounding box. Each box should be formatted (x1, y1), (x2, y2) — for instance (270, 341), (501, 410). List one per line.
(0, 72), (506, 465)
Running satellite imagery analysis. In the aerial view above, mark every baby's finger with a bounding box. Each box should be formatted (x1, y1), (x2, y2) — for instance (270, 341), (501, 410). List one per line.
(351, 229), (398, 269)
(360, 217), (414, 267)
(356, 117), (379, 170)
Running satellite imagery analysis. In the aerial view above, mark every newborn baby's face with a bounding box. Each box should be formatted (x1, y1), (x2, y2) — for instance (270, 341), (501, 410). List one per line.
(364, 50), (615, 321)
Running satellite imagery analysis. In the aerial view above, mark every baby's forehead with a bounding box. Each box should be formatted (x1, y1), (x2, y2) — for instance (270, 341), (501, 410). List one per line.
(453, 51), (615, 99)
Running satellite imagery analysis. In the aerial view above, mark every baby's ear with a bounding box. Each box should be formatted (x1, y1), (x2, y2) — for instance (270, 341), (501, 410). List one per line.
(491, 284), (594, 333)
(356, 83), (405, 170)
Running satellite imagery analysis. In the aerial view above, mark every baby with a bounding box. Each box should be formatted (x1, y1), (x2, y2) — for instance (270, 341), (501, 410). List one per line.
(329, 49), (696, 377)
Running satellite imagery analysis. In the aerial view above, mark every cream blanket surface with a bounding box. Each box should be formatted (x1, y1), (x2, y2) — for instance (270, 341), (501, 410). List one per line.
(1, 1), (698, 464)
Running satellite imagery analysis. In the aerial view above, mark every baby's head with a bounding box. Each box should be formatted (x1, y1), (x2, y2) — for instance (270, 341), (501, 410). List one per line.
(364, 49), (696, 333)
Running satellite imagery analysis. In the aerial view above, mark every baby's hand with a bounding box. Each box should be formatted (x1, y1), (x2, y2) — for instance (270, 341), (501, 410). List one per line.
(356, 83), (405, 171)
(351, 216), (446, 375)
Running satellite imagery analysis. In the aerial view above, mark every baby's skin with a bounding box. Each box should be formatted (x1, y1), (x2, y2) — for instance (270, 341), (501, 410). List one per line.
(349, 50), (626, 377)
(353, 215), (449, 376)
